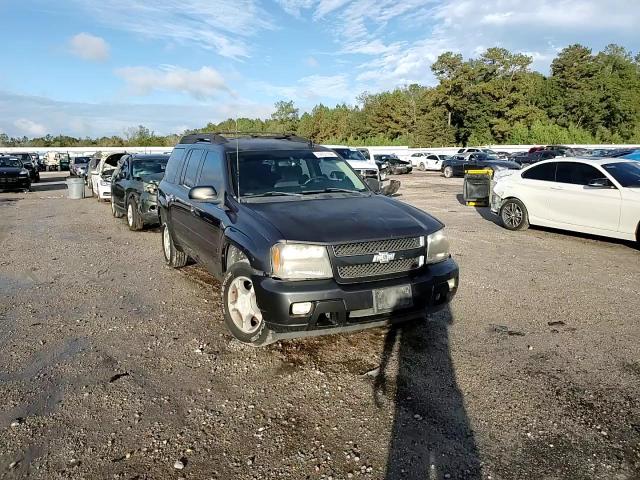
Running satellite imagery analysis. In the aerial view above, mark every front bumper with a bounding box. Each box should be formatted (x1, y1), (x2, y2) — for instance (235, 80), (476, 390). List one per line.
(0, 176), (31, 190)
(253, 258), (458, 333)
(140, 192), (160, 224)
(97, 182), (112, 199)
(490, 191), (502, 214)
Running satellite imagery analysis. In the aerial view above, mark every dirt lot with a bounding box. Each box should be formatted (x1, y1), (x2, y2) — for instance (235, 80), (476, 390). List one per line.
(1, 171), (639, 480)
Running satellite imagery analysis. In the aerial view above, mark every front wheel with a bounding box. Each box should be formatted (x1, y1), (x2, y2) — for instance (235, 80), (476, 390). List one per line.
(500, 198), (530, 231)
(127, 198), (144, 231)
(161, 222), (187, 268)
(222, 262), (275, 346)
(419, 162), (426, 171)
(443, 166), (454, 178)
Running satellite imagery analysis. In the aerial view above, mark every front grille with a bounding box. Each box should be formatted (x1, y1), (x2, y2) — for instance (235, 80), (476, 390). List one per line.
(333, 237), (422, 257)
(338, 258), (421, 279)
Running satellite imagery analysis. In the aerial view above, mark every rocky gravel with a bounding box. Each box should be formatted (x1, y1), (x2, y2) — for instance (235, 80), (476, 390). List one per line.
(0, 171), (639, 479)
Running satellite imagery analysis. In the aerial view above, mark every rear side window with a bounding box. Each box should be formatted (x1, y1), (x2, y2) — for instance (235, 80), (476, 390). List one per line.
(198, 151), (223, 191)
(182, 149), (205, 187)
(522, 162), (557, 181)
(556, 162), (603, 185)
(164, 147), (185, 184)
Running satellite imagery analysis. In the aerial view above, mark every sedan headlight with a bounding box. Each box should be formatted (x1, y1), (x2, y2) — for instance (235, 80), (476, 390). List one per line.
(271, 243), (332, 280)
(100, 179), (111, 186)
(426, 229), (450, 264)
(19, 169), (29, 176)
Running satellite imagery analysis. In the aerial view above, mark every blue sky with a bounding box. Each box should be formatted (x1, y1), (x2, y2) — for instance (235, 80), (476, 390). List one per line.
(1, 0), (638, 138)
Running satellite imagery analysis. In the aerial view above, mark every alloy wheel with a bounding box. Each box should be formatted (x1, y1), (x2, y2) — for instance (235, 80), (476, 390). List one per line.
(127, 203), (134, 227)
(502, 202), (523, 228)
(162, 224), (171, 260)
(227, 276), (263, 335)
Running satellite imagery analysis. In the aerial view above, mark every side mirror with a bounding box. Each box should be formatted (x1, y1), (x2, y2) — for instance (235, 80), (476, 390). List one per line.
(586, 178), (614, 189)
(189, 186), (218, 202)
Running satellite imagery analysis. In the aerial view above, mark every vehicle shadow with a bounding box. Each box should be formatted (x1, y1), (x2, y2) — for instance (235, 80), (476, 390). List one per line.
(375, 306), (481, 479)
(455, 193), (498, 224)
(31, 182), (67, 192)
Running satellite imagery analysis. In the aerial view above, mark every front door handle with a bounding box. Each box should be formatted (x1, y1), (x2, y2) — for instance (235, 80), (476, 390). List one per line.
(550, 186), (564, 190)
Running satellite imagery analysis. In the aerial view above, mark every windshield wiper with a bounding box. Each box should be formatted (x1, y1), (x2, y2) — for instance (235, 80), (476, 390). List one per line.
(301, 188), (365, 195)
(243, 191), (303, 198)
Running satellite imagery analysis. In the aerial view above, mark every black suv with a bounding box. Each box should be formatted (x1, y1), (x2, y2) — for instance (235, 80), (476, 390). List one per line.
(158, 134), (458, 345)
(10, 153), (40, 182)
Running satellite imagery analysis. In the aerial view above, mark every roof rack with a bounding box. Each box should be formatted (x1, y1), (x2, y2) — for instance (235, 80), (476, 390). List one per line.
(179, 132), (312, 145)
(179, 133), (229, 145)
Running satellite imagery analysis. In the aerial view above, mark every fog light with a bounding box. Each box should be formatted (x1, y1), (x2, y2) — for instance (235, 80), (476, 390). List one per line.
(291, 302), (313, 316)
(447, 277), (457, 290)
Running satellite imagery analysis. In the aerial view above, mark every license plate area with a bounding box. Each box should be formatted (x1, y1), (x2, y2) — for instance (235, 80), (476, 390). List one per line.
(373, 285), (413, 313)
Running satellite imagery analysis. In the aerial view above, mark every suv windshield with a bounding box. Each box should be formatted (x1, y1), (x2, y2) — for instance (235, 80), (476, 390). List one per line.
(230, 150), (368, 198)
(602, 162), (640, 187)
(132, 158), (168, 179)
(331, 148), (367, 162)
(0, 158), (22, 168)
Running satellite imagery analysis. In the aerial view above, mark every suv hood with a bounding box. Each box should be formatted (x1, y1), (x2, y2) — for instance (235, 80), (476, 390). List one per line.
(347, 159), (378, 171)
(245, 195), (443, 244)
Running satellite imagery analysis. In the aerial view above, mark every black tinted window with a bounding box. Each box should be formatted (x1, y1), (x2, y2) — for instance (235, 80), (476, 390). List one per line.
(182, 150), (204, 187)
(522, 162), (557, 181)
(164, 148), (185, 184)
(198, 151), (223, 190)
(556, 162), (603, 185)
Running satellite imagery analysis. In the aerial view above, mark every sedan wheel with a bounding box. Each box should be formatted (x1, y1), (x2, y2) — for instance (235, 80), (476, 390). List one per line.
(443, 166), (454, 178)
(419, 162), (426, 171)
(500, 198), (529, 231)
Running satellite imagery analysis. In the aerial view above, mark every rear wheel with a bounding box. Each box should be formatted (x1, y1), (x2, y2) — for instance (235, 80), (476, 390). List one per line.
(419, 162), (426, 171)
(443, 166), (454, 178)
(161, 222), (187, 268)
(222, 262), (275, 346)
(127, 198), (144, 231)
(500, 198), (529, 231)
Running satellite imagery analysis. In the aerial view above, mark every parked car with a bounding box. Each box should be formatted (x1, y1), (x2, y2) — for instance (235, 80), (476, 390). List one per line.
(158, 133), (458, 345)
(10, 153), (40, 182)
(325, 145), (399, 195)
(409, 152), (449, 171)
(43, 152), (70, 171)
(0, 156), (31, 192)
(622, 150), (640, 161)
(89, 152), (127, 201)
(492, 158), (640, 243)
(70, 156), (91, 177)
(111, 154), (169, 230)
(441, 153), (521, 178)
(374, 154), (412, 174)
(509, 149), (561, 166)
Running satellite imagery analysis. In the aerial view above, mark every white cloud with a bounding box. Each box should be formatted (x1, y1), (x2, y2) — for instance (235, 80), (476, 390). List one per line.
(0, 91), (272, 138)
(13, 119), (48, 137)
(116, 65), (230, 99)
(257, 74), (352, 104)
(282, 0), (640, 92)
(305, 56), (320, 68)
(68, 33), (110, 62)
(70, 0), (273, 59)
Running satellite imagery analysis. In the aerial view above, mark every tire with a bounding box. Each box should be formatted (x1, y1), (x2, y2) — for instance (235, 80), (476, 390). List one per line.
(222, 262), (275, 346)
(161, 221), (187, 268)
(419, 162), (426, 171)
(443, 166), (454, 178)
(500, 198), (530, 231)
(111, 200), (124, 218)
(127, 197), (144, 231)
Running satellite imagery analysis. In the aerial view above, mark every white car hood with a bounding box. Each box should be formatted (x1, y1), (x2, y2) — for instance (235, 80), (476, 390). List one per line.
(348, 159), (378, 170)
(493, 169), (519, 182)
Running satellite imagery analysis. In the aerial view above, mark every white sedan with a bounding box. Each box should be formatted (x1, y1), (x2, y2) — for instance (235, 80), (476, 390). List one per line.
(409, 153), (450, 171)
(491, 158), (640, 243)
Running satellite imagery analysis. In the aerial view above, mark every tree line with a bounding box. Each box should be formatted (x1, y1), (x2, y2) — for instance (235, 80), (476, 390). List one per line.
(2, 44), (639, 149)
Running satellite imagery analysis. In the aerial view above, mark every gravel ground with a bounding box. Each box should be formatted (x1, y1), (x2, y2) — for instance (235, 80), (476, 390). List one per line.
(1, 171), (638, 480)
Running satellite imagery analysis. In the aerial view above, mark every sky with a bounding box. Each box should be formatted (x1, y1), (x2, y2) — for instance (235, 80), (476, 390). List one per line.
(0, 0), (639, 138)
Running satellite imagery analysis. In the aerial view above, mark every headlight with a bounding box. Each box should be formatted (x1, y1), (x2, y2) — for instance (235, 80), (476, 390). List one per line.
(426, 229), (450, 264)
(100, 179), (111, 186)
(19, 169), (29, 176)
(271, 243), (332, 280)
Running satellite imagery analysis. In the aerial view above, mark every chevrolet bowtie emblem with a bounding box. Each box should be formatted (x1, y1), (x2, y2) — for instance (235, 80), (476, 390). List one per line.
(372, 252), (395, 264)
